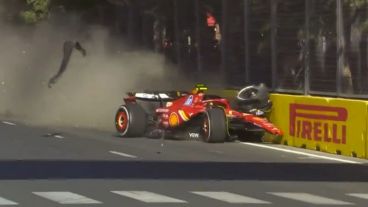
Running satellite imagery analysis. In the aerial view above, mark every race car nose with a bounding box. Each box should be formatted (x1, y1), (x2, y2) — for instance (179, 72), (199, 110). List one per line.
(273, 128), (283, 136)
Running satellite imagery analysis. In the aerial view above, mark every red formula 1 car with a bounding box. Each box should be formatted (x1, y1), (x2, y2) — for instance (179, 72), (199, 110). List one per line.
(115, 84), (282, 143)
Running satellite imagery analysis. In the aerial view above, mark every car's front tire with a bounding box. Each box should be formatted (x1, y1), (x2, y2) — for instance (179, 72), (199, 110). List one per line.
(201, 108), (227, 143)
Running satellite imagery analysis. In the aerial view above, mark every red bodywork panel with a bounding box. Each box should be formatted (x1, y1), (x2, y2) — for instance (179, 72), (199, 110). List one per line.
(147, 92), (283, 136)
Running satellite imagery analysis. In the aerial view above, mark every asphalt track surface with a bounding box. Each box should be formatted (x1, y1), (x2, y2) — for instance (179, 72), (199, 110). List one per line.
(0, 119), (368, 206)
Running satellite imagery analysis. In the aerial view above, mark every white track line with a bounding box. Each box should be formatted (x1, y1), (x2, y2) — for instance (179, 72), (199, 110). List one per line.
(33, 192), (102, 204)
(347, 193), (368, 200)
(0, 197), (18, 205)
(269, 192), (353, 205)
(192, 191), (270, 204)
(112, 191), (187, 203)
(109, 151), (137, 159)
(1, 121), (16, 126)
(54, 135), (64, 139)
(241, 142), (362, 164)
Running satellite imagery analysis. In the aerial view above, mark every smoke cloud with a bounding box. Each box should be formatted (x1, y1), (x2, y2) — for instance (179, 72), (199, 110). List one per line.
(0, 9), (190, 131)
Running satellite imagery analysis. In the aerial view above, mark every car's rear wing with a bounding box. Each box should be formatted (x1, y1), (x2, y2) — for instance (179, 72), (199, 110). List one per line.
(124, 91), (189, 103)
(135, 92), (173, 101)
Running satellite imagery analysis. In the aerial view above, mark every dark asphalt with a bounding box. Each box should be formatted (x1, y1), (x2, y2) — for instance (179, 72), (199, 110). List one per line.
(0, 119), (368, 206)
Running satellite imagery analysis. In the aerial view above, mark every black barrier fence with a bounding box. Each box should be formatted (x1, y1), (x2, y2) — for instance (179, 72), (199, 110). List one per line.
(239, 0), (368, 98)
(165, 0), (368, 98)
(101, 0), (368, 98)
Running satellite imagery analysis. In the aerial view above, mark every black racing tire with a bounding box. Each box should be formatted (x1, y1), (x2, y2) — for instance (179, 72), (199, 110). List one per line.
(238, 131), (265, 142)
(115, 103), (147, 137)
(201, 108), (227, 143)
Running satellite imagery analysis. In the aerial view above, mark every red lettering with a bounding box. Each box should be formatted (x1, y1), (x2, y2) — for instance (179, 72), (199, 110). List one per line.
(324, 123), (332, 142)
(289, 104), (348, 144)
(296, 120), (301, 137)
(301, 121), (312, 140)
(342, 125), (346, 144)
(332, 124), (340, 144)
(313, 122), (322, 141)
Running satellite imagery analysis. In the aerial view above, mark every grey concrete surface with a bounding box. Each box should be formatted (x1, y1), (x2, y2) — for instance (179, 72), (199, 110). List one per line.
(0, 119), (368, 206)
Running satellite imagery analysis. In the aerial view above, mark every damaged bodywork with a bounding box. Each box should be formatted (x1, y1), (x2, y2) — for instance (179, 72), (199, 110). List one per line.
(115, 84), (283, 142)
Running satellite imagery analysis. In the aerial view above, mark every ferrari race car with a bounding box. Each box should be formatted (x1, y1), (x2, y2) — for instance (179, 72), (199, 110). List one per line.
(115, 84), (283, 143)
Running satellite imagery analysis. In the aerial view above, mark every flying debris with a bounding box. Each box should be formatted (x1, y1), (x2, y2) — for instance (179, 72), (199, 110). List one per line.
(48, 41), (86, 88)
(43, 132), (64, 139)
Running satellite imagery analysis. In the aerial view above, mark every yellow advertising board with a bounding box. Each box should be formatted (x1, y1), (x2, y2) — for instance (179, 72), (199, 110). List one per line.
(270, 94), (367, 158)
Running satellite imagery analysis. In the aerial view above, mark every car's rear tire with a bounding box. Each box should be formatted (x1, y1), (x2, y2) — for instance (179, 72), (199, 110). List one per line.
(201, 108), (227, 143)
(115, 104), (147, 137)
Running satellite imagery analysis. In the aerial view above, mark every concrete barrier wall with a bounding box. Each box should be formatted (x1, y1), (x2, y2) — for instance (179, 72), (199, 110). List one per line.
(270, 94), (367, 159)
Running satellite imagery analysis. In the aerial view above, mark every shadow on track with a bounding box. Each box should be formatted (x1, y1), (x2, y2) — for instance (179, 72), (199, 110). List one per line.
(0, 160), (367, 181)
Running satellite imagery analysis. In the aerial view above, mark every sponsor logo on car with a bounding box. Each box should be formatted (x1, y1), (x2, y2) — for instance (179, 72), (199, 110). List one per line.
(184, 95), (193, 106)
(169, 112), (179, 127)
(189, 132), (200, 138)
(289, 104), (348, 144)
(156, 108), (169, 113)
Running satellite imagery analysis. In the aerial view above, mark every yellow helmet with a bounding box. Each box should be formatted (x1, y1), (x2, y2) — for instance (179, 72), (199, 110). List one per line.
(192, 83), (208, 94)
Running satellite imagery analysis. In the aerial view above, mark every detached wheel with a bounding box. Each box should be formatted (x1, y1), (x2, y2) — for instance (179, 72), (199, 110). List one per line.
(115, 104), (147, 137)
(201, 108), (227, 143)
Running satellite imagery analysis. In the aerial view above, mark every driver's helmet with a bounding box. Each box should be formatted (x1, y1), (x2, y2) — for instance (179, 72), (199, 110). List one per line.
(192, 83), (208, 94)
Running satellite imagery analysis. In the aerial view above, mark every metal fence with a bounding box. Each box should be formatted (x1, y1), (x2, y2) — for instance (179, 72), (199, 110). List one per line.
(114, 0), (368, 99)
(182, 0), (368, 98)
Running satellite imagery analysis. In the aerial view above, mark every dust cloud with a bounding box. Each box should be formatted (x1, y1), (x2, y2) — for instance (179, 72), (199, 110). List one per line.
(0, 12), (189, 131)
